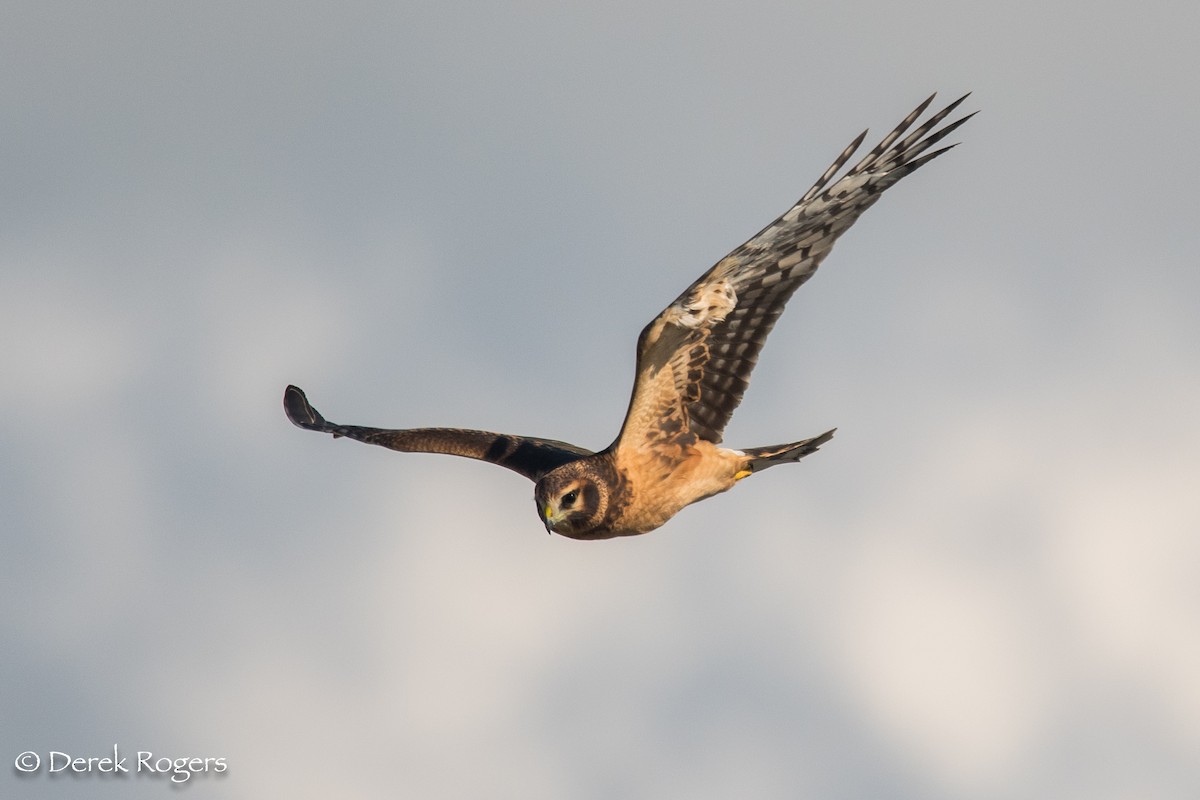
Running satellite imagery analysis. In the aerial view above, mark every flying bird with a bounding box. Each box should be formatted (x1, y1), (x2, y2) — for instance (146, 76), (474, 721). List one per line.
(285, 93), (974, 539)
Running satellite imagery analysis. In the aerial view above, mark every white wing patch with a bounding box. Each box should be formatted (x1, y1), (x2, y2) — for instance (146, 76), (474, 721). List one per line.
(666, 277), (737, 330)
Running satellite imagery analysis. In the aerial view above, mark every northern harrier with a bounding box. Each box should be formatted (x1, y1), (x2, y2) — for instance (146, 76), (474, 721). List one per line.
(285, 94), (974, 539)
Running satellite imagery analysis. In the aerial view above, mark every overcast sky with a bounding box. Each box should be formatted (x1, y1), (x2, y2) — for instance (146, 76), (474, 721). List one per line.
(3, 2), (1198, 798)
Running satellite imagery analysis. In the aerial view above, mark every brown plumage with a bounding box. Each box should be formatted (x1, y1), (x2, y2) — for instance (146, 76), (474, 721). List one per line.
(285, 93), (974, 539)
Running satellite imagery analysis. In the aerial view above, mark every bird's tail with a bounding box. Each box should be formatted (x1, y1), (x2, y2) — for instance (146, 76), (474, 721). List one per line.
(740, 429), (836, 475)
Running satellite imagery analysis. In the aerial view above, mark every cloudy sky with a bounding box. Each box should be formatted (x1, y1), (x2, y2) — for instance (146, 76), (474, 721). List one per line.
(3, 1), (1198, 798)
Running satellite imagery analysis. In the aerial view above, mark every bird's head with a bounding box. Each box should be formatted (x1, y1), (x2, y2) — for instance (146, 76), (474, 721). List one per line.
(534, 461), (608, 538)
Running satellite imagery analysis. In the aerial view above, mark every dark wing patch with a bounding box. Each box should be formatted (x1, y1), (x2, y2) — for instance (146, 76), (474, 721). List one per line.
(615, 93), (974, 449)
(284, 385), (591, 482)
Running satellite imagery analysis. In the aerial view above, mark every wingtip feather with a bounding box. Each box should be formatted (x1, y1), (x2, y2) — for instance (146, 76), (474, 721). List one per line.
(284, 384), (327, 430)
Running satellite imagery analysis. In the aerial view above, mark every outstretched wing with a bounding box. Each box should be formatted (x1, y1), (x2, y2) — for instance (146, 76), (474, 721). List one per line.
(613, 93), (975, 453)
(284, 385), (592, 482)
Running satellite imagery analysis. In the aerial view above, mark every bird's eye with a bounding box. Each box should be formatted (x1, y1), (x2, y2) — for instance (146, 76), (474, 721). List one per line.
(562, 490), (578, 507)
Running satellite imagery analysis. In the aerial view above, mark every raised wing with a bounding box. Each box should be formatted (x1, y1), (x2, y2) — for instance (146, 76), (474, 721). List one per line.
(284, 385), (592, 482)
(613, 93), (974, 452)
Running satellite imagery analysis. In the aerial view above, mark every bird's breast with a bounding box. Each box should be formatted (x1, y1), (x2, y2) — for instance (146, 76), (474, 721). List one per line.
(605, 441), (744, 534)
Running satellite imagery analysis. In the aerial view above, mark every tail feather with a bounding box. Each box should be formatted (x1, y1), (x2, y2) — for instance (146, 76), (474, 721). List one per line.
(741, 428), (836, 474)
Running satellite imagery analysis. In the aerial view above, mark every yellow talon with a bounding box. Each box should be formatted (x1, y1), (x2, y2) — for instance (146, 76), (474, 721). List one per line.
(734, 469), (752, 481)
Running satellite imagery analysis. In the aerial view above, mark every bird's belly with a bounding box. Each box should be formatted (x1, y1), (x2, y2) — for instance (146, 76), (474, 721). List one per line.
(607, 444), (743, 535)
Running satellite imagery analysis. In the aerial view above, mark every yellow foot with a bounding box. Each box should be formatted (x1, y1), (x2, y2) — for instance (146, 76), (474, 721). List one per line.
(734, 469), (752, 481)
